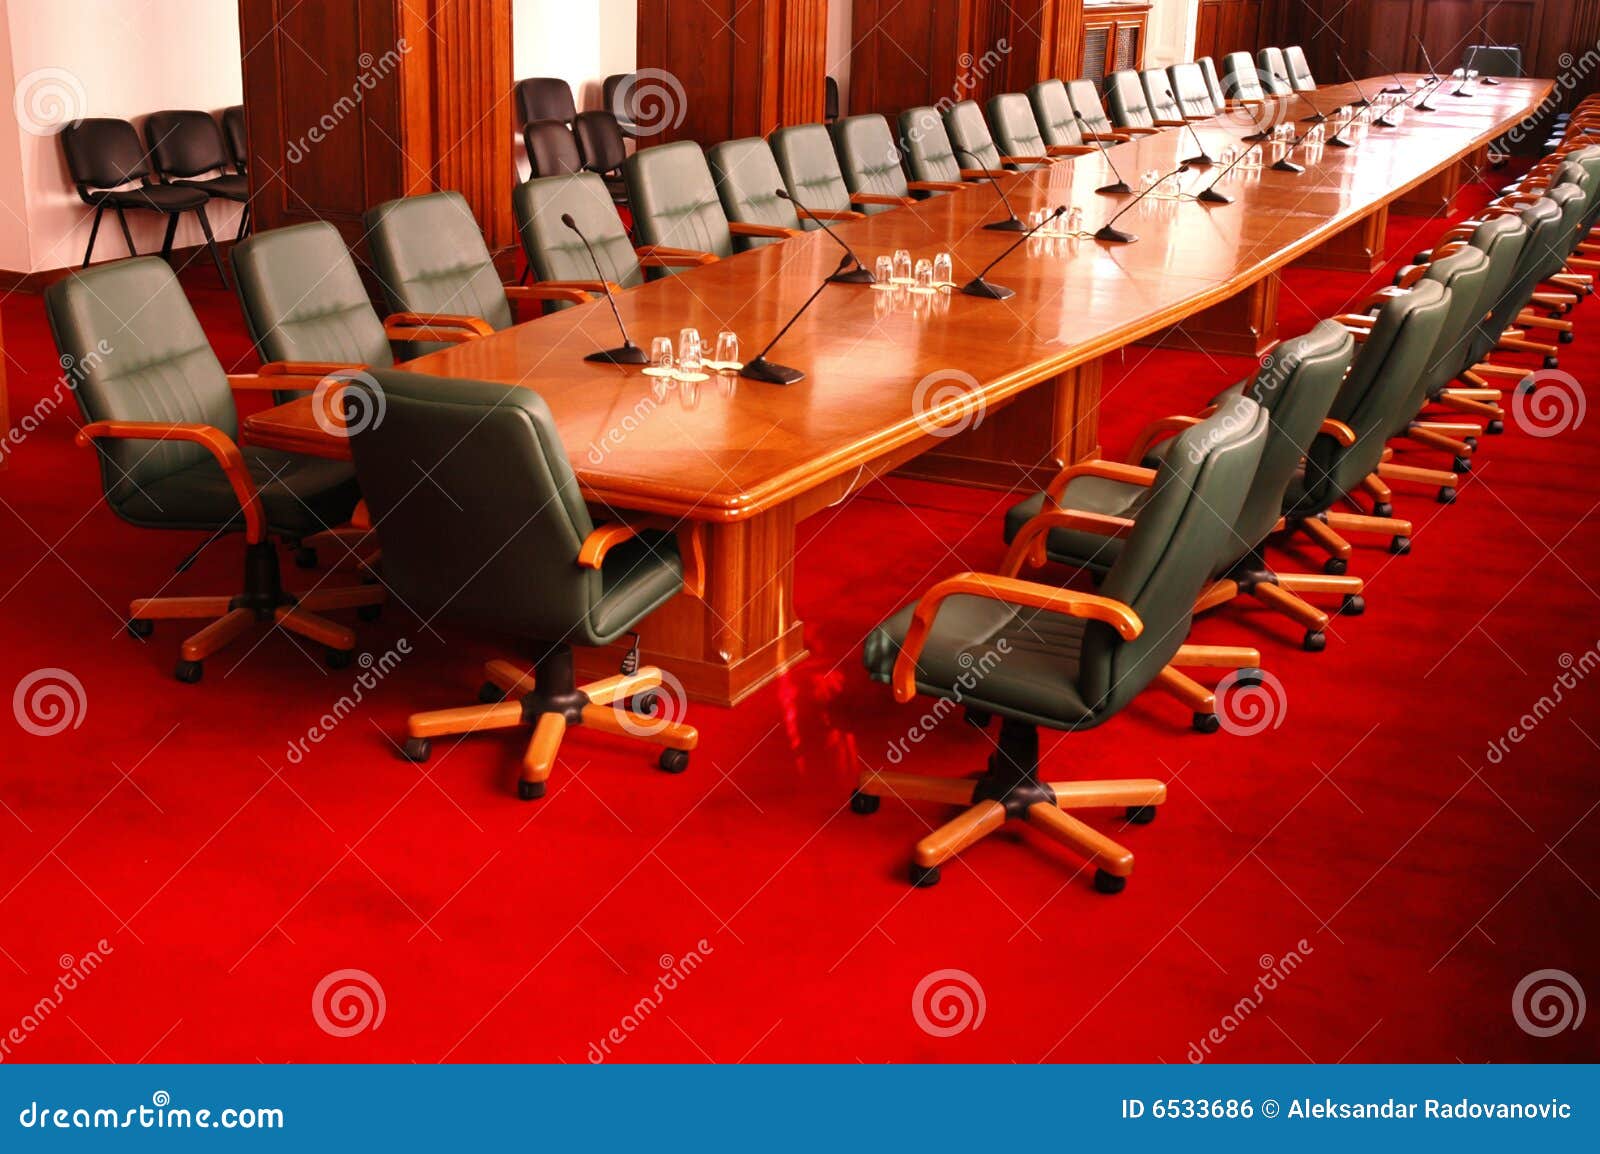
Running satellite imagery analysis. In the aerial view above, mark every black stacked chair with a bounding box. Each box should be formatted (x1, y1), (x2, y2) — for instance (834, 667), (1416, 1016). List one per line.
(220, 106), (248, 173)
(523, 120), (583, 178)
(515, 77), (577, 127)
(825, 76), (841, 123)
(145, 109), (251, 241)
(573, 110), (630, 204)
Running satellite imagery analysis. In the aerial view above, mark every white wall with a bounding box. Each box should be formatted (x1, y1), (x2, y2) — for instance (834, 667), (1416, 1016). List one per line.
(513, 0), (635, 112)
(2, 0), (244, 275)
(1144, 0), (1200, 70)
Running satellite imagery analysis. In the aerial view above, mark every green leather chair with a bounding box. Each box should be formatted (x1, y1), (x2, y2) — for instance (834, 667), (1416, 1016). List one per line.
(1284, 46), (1316, 91)
(1067, 78), (1151, 139)
(1221, 52), (1268, 103)
(1168, 63), (1218, 119)
(770, 123), (875, 222)
(1198, 57), (1227, 110)
(345, 369), (702, 799)
(706, 137), (805, 251)
(45, 257), (380, 682)
(987, 93), (1090, 164)
(897, 107), (982, 193)
(853, 395), (1270, 891)
(1256, 47), (1293, 96)
(1028, 79), (1099, 148)
(1003, 321), (1357, 663)
(1106, 70), (1182, 130)
(365, 190), (590, 356)
(1139, 68), (1188, 125)
(829, 114), (918, 213)
(626, 141), (745, 265)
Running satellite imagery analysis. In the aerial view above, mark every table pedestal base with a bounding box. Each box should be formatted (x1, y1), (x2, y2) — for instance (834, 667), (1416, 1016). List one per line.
(1142, 274), (1280, 358)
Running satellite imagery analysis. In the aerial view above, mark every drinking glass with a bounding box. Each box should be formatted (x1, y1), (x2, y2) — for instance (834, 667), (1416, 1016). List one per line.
(914, 258), (935, 291)
(1141, 168), (1159, 191)
(676, 328), (706, 381)
(645, 336), (675, 377)
(714, 330), (739, 370)
(874, 254), (894, 286)
(893, 248), (913, 283)
(1067, 206), (1084, 233)
(933, 251), (953, 287)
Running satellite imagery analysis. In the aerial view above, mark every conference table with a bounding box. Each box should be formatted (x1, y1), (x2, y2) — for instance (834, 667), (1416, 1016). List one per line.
(242, 75), (1554, 706)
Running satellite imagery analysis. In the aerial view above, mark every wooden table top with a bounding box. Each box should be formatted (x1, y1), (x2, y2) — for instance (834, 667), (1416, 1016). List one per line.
(243, 76), (1551, 522)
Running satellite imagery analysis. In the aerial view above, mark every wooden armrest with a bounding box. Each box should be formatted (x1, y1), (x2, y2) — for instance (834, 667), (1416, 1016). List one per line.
(1001, 154), (1051, 166)
(907, 180), (968, 193)
(1152, 119), (1188, 127)
(728, 221), (805, 239)
(384, 312), (494, 344)
(850, 192), (916, 208)
(1043, 458), (1158, 505)
(1318, 418), (1357, 446)
(805, 207), (867, 220)
(577, 518), (705, 599)
(958, 168), (1010, 181)
(76, 420), (264, 544)
(1047, 145), (1098, 157)
(891, 573), (1142, 703)
(1001, 509), (1139, 575)
(505, 283), (597, 304)
(227, 373), (300, 391)
(635, 245), (719, 268)
(259, 360), (368, 378)
(1083, 132), (1131, 143)
(1119, 126), (1162, 135)
(1126, 414), (1202, 465)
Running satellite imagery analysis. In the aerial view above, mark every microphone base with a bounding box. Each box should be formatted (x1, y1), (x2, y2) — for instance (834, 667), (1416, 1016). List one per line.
(981, 218), (1030, 232)
(1197, 186), (1233, 206)
(1483, 77), (1502, 85)
(1327, 135), (1354, 148)
(1094, 225), (1137, 244)
(1242, 131), (1272, 143)
(1180, 153), (1214, 168)
(739, 356), (805, 385)
(1451, 89), (1472, 98)
(1301, 112), (1327, 122)
(1352, 96), (1374, 106)
(1095, 180), (1132, 196)
(1271, 158), (1306, 173)
(1381, 85), (1407, 94)
(1375, 115), (1398, 128)
(1415, 100), (1437, 112)
(959, 277), (1015, 300)
(585, 343), (650, 366)
(827, 266), (876, 285)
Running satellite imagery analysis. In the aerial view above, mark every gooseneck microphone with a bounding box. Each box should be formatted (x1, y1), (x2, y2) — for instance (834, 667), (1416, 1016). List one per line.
(1073, 112), (1133, 195)
(1343, 55), (1397, 126)
(1181, 118), (1214, 167)
(562, 213), (648, 365)
(1410, 70), (1448, 113)
(1300, 87), (1331, 124)
(1478, 37), (1503, 84)
(1240, 100), (1274, 143)
(1369, 50), (1410, 95)
(1196, 139), (1263, 206)
(1414, 35), (1441, 82)
(773, 188), (873, 284)
(739, 255), (853, 385)
(1453, 45), (1480, 97)
(960, 207), (1066, 298)
(953, 147), (1028, 231)
(1096, 165), (1189, 243)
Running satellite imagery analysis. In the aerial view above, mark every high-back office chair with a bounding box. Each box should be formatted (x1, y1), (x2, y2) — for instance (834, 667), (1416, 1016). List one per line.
(825, 76), (841, 122)
(59, 118), (226, 280)
(144, 109), (251, 241)
(46, 257), (380, 681)
(221, 105), (248, 172)
(897, 107), (983, 193)
(769, 124), (869, 221)
(346, 370), (702, 798)
(1106, 70), (1183, 129)
(1169, 63), (1218, 118)
(604, 72), (640, 134)
(523, 121), (584, 178)
(853, 396), (1270, 891)
(1197, 56), (1227, 110)
(1221, 52), (1268, 102)
(988, 93), (1093, 161)
(1256, 47), (1293, 95)
(515, 77), (577, 127)
(1004, 321), (1358, 655)
(1284, 46), (1316, 91)
(829, 115), (918, 212)
(947, 99), (1046, 171)
(1067, 78), (1146, 138)
(707, 138), (803, 250)
(1139, 68), (1188, 125)
(1420, 215), (1529, 431)
(625, 140), (798, 265)
(573, 110), (630, 203)
(1028, 79), (1093, 147)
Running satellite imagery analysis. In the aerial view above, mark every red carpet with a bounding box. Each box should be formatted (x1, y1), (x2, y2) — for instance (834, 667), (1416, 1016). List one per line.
(1, 170), (1596, 1065)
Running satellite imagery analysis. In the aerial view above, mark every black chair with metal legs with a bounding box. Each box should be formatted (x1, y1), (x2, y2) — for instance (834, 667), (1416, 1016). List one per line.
(515, 77), (577, 127)
(60, 118), (226, 280)
(573, 110), (631, 204)
(145, 109), (251, 242)
(523, 120), (584, 179)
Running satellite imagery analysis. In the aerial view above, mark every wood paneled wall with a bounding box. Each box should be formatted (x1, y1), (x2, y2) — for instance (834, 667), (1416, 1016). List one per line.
(1195, 0), (1279, 63)
(634, 0), (827, 144)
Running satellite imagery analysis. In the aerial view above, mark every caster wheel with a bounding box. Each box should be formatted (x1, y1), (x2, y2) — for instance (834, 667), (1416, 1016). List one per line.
(1464, 436), (1478, 451)
(1559, 330), (1574, 344)
(1303, 630), (1327, 653)
(401, 737), (431, 763)
(1340, 594), (1365, 616)
(1233, 666), (1266, 689)
(850, 790), (880, 815)
(1125, 805), (1157, 825)
(1372, 502), (1394, 518)
(658, 748), (690, 774)
(477, 681), (506, 704)
(517, 780), (546, 801)
(963, 706), (992, 729)
(1390, 535), (1411, 555)
(910, 863), (941, 888)
(1437, 486), (1457, 505)
(1322, 557), (1348, 576)
(1543, 355), (1558, 370)
(1452, 455), (1471, 474)
(1094, 869), (1127, 895)
(293, 546), (318, 569)
(1486, 419), (1504, 435)
(126, 617), (153, 639)
(1192, 712), (1221, 734)
(357, 603), (382, 622)
(174, 659), (203, 684)
(326, 648), (353, 669)
(627, 691), (661, 717)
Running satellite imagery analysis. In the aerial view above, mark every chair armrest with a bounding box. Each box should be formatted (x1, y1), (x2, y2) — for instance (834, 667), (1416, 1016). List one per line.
(1001, 508), (1140, 575)
(891, 573), (1142, 703)
(1126, 414), (1202, 465)
(1001, 154), (1051, 166)
(1152, 119), (1188, 127)
(635, 245), (719, 268)
(577, 518), (706, 600)
(1082, 132), (1132, 143)
(907, 180), (969, 193)
(850, 192), (917, 208)
(805, 207), (867, 220)
(729, 221), (804, 239)
(1043, 458), (1158, 506)
(384, 312), (494, 344)
(75, 420), (265, 544)
(1047, 145), (1098, 157)
(505, 283), (597, 304)
(1318, 418), (1357, 446)
(258, 360), (369, 379)
(1118, 126), (1162, 136)
(958, 168), (1010, 181)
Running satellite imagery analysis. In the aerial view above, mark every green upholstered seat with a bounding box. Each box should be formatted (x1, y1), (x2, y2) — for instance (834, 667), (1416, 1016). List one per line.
(1198, 57), (1227, 109)
(624, 140), (736, 262)
(1221, 52), (1267, 102)
(1284, 46), (1316, 91)
(1106, 70), (1159, 129)
(864, 394), (1269, 730)
(516, 171), (645, 293)
(1065, 79), (1118, 137)
(770, 123), (857, 223)
(45, 256), (359, 538)
(1140, 68), (1185, 124)
(707, 137), (799, 250)
(984, 93), (1052, 167)
(346, 370), (683, 649)
(1168, 63), (1217, 118)
(1003, 320), (1356, 576)
(898, 106), (966, 188)
(829, 114), (912, 212)
(1256, 48), (1293, 96)
(1028, 79), (1087, 147)
(1407, 246), (1492, 414)
(1434, 214), (1527, 394)
(365, 190), (514, 358)
(1468, 197), (1566, 367)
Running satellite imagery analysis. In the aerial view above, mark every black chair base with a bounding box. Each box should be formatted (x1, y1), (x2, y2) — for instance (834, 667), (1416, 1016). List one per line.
(83, 200), (228, 284)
